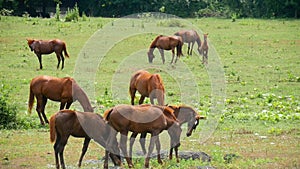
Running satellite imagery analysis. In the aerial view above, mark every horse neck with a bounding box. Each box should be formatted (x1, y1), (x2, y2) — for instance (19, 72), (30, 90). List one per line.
(176, 107), (192, 124)
(73, 84), (93, 112)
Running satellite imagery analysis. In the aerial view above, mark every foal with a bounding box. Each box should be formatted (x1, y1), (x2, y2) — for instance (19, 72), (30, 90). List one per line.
(200, 33), (209, 64)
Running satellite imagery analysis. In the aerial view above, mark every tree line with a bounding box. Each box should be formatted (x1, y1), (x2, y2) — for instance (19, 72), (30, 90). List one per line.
(1, 0), (299, 18)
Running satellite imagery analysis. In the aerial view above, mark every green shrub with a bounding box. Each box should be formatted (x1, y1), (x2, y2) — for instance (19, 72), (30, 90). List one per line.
(65, 3), (79, 22)
(55, 3), (60, 21)
(0, 83), (18, 129)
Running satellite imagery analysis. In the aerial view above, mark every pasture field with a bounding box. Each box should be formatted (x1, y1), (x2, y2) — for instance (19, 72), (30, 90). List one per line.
(0, 15), (300, 168)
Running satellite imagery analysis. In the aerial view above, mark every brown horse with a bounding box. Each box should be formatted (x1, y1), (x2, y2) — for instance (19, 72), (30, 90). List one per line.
(103, 104), (182, 168)
(28, 75), (93, 125)
(147, 35), (183, 64)
(129, 70), (165, 105)
(174, 30), (202, 56)
(27, 39), (69, 69)
(49, 110), (122, 169)
(200, 33), (209, 64)
(132, 105), (206, 161)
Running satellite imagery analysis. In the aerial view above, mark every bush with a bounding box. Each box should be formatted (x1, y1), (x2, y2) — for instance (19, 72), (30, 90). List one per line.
(65, 3), (79, 22)
(0, 83), (18, 129)
(55, 3), (60, 21)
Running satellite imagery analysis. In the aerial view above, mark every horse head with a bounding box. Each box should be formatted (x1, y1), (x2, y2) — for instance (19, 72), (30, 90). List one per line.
(26, 39), (35, 51)
(147, 50), (155, 63)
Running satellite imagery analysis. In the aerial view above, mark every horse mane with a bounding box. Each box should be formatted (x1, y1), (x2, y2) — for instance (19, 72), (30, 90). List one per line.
(149, 35), (163, 49)
(103, 108), (113, 121)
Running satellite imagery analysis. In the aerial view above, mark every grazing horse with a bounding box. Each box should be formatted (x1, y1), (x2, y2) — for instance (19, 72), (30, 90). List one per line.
(129, 70), (165, 105)
(49, 110), (122, 169)
(200, 33), (209, 64)
(147, 35), (183, 64)
(174, 30), (202, 56)
(103, 104), (182, 168)
(132, 105), (206, 162)
(27, 39), (69, 69)
(28, 75), (93, 125)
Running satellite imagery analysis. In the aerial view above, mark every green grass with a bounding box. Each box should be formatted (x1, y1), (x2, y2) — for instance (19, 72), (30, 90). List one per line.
(0, 15), (299, 168)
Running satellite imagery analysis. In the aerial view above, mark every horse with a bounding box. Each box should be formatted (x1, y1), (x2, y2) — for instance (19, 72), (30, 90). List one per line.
(103, 104), (182, 168)
(132, 105), (206, 162)
(199, 33), (209, 64)
(174, 30), (202, 56)
(27, 39), (69, 69)
(49, 110), (122, 169)
(147, 35), (183, 64)
(129, 70), (165, 106)
(28, 75), (93, 125)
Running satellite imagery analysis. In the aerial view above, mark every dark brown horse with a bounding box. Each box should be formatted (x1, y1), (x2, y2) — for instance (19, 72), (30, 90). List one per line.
(200, 33), (209, 64)
(103, 104), (182, 168)
(49, 110), (122, 169)
(174, 30), (202, 56)
(27, 39), (69, 69)
(147, 35), (183, 64)
(132, 105), (206, 162)
(28, 75), (93, 125)
(129, 70), (165, 105)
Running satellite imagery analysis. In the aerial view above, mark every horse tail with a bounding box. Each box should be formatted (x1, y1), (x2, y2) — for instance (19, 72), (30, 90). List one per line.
(49, 113), (57, 143)
(103, 108), (113, 121)
(28, 86), (34, 115)
(63, 42), (70, 58)
(176, 39), (183, 57)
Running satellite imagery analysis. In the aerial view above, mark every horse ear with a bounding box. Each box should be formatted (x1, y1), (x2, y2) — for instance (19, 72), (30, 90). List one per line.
(196, 115), (206, 120)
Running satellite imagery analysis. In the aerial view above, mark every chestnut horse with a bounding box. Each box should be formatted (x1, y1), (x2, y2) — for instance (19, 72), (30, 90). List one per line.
(174, 30), (202, 56)
(27, 39), (69, 69)
(49, 110), (122, 169)
(129, 70), (165, 105)
(103, 104), (182, 168)
(147, 35), (183, 64)
(200, 33), (209, 64)
(131, 105), (206, 161)
(28, 75), (93, 125)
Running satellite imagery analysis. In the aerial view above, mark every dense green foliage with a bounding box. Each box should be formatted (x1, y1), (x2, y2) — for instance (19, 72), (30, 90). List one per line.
(1, 0), (299, 18)
(0, 83), (17, 129)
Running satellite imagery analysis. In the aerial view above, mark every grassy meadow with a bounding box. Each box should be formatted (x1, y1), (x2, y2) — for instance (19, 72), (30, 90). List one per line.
(0, 15), (300, 168)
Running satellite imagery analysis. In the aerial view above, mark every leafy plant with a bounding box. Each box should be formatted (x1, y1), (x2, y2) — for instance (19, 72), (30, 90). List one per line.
(0, 83), (18, 129)
(65, 3), (79, 22)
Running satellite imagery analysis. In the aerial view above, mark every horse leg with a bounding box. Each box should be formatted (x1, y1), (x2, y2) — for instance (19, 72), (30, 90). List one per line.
(54, 133), (61, 169)
(58, 136), (69, 169)
(129, 88), (136, 105)
(36, 95), (45, 125)
(36, 54), (43, 69)
(65, 102), (72, 109)
(120, 131), (133, 168)
(175, 145), (180, 163)
(169, 147), (173, 160)
(170, 49), (175, 64)
(150, 96), (154, 105)
(139, 96), (145, 105)
(60, 102), (67, 110)
(56, 53), (61, 69)
(139, 132), (147, 155)
(158, 49), (165, 64)
(60, 52), (65, 70)
(145, 133), (158, 168)
(187, 43), (191, 55)
(104, 150), (109, 169)
(190, 42), (195, 55)
(78, 137), (91, 167)
(155, 135), (163, 165)
(41, 96), (49, 124)
(129, 132), (138, 161)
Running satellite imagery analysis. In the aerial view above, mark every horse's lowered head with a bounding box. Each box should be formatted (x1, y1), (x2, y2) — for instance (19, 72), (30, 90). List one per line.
(147, 50), (155, 63)
(26, 39), (35, 51)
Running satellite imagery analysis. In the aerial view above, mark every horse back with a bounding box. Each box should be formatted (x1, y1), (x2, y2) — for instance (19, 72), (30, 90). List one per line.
(30, 75), (73, 101)
(55, 110), (87, 138)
